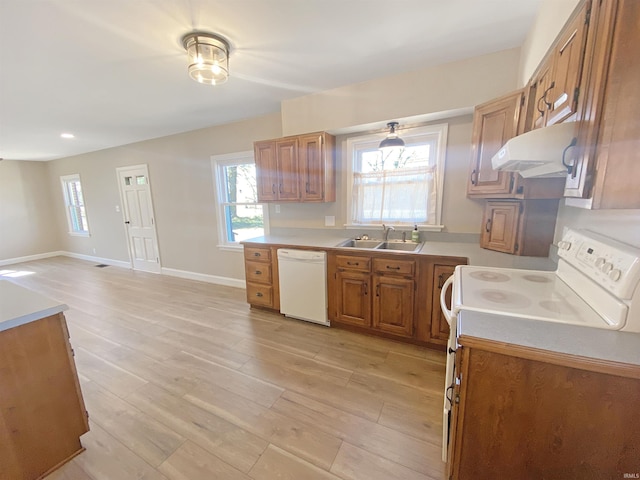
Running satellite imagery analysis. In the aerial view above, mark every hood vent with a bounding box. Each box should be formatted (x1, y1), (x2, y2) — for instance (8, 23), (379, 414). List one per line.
(491, 122), (578, 178)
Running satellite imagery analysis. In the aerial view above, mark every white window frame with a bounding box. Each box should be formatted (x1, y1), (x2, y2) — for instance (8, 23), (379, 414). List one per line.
(212, 151), (269, 251)
(344, 123), (448, 231)
(60, 174), (90, 237)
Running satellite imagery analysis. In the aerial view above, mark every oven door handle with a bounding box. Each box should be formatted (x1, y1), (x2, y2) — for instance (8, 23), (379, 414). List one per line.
(440, 274), (455, 326)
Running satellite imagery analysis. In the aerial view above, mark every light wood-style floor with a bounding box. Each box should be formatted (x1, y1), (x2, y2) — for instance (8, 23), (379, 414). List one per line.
(4, 256), (447, 480)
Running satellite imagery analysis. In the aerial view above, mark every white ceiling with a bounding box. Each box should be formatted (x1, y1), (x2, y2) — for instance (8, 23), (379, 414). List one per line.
(0, 0), (541, 161)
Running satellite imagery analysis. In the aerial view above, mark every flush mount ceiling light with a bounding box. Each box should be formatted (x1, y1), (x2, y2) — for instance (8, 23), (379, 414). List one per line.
(379, 122), (405, 152)
(181, 32), (230, 85)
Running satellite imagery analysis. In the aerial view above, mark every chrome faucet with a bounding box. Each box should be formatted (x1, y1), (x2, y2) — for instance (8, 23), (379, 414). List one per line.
(382, 224), (395, 241)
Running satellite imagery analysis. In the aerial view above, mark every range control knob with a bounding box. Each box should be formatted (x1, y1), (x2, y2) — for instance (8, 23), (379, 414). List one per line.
(558, 241), (572, 250)
(609, 269), (622, 282)
(601, 262), (614, 274)
(595, 257), (607, 268)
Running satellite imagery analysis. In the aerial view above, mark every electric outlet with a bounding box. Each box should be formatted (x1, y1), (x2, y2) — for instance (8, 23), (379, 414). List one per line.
(92, 248), (96, 254)
(325, 216), (336, 227)
(275, 205), (281, 214)
(115, 205), (120, 212)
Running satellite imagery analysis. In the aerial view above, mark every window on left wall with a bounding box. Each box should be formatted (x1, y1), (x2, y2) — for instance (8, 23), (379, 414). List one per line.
(212, 151), (268, 249)
(60, 174), (90, 236)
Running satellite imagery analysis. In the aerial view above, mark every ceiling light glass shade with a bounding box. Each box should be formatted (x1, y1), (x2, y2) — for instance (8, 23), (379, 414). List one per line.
(182, 32), (230, 85)
(379, 121), (405, 154)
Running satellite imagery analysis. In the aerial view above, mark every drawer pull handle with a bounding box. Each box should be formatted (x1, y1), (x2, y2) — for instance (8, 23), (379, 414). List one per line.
(386, 265), (401, 270)
(438, 273), (446, 289)
(347, 261), (359, 266)
(256, 292), (263, 297)
(255, 270), (262, 275)
(254, 252), (261, 257)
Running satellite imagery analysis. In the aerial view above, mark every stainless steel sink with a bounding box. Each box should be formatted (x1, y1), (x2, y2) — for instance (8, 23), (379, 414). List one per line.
(336, 238), (422, 252)
(375, 241), (422, 252)
(336, 239), (382, 248)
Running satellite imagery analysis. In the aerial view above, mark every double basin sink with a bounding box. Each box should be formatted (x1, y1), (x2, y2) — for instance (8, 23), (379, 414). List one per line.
(336, 238), (423, 253)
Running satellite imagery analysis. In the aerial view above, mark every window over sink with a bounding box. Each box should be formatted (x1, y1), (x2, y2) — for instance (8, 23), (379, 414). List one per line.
(346, 123), (448, 229)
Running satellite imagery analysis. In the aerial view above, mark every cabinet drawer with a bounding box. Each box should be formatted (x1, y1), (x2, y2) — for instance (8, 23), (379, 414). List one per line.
(246, 283), (273, 307)
(373, 258), (415, 276)
(336, 255), (371, 272)
(245, 261), (272, 284)
(244, 246), (271, 262)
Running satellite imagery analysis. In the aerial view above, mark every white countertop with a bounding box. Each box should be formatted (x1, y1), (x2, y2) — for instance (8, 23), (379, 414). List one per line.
(458, 310), (640, 366)
(0, 280), (68, 332)
(243, 234), (556, 270)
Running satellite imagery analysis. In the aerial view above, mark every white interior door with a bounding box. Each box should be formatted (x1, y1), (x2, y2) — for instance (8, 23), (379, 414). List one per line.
(116, 165), (161, 273)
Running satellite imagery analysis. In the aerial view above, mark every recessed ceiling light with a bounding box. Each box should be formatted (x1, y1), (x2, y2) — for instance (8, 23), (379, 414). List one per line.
(61, 133), (75, 139)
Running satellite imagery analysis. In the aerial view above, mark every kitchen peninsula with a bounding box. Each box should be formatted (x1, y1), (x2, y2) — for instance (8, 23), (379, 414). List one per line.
(0, 281), (89, 480)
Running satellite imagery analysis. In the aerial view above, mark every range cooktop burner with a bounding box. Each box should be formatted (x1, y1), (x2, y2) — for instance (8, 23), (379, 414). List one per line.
(539, 300), (579, 315)
(522, 274), (552, 283)
(479, 289), (532, 308)
(469, 271), (510, 282)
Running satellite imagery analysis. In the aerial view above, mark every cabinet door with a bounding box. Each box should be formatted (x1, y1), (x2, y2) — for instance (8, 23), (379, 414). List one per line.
(275, 139), (300, 201)
(430, 265), (455, 345)
(545, 1), (590, 126)
(530, 62), (553, 130)
(254, 141), (278, 201)
(480, 201), (520, 254)
(467, 91), (522, 197)
(336, 270), (371, 327)
(298, 133), (324, 202)
(372, 275), (414, 337)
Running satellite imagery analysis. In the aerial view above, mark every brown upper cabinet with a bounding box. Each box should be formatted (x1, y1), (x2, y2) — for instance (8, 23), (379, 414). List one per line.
(466, 90), (522, 198)
(530, 1), (590, 129)
(466, 91), (565, 200)
(254, 132), (336, 203)
(564, 0), (640, 209)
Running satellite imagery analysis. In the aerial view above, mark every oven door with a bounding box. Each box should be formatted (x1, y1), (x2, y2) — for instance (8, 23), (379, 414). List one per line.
(440, 274), (457, 462)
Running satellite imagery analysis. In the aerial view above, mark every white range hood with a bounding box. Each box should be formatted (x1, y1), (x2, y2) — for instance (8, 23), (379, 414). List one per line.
(491, 122), (578, 178)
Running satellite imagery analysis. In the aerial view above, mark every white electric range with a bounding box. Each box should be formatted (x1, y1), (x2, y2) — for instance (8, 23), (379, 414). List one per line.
(438, 228), (640, 462)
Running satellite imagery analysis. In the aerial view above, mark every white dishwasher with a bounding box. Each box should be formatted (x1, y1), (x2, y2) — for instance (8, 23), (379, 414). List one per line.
(277, 249), (329, 326)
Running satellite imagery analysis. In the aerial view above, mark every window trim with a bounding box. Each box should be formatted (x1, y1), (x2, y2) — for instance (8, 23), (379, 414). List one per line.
(344, 123), (448, 230)
(60, 174), (90, 237)
(211, 151), (269, 251)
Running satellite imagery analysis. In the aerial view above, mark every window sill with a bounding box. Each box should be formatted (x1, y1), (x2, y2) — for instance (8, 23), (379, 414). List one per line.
(345, 224), (444, 232)
(68, 231), (91, 237)
(217, 244), (244, 252)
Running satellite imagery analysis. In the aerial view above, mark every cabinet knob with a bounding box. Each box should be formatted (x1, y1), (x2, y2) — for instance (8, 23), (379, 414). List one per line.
(254, 252), (261, 257)
(255, 270), (262, 275)
(255, 292), (263, 297)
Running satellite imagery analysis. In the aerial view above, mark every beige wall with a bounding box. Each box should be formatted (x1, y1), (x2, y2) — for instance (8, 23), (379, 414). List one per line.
(45, 113), (282, 279)
(281, 48), (521, 136)
(0, 160), (61, 261)
(269, 114), (483, 234)
(518, 0), (581, 86)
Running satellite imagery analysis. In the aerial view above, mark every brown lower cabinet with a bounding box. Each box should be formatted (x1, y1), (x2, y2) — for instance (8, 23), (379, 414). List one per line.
(328, 250), (466, 347)
(0, 313), (89, 480)
(447, 339), (640, 479)
(243, 245), (280, 311)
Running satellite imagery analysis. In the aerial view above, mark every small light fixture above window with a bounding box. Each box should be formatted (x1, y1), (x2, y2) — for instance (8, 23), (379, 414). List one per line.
(60, 133), (75, 139)
(182, 32), (230, 85)
(379, 122), (405, 154)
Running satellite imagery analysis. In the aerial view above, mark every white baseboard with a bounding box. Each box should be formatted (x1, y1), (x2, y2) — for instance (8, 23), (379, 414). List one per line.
(61, 252), (131, 269)
(0, 251), (63, 267)
(1, 251), (245, 290)
(162, 267), (246, 289)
